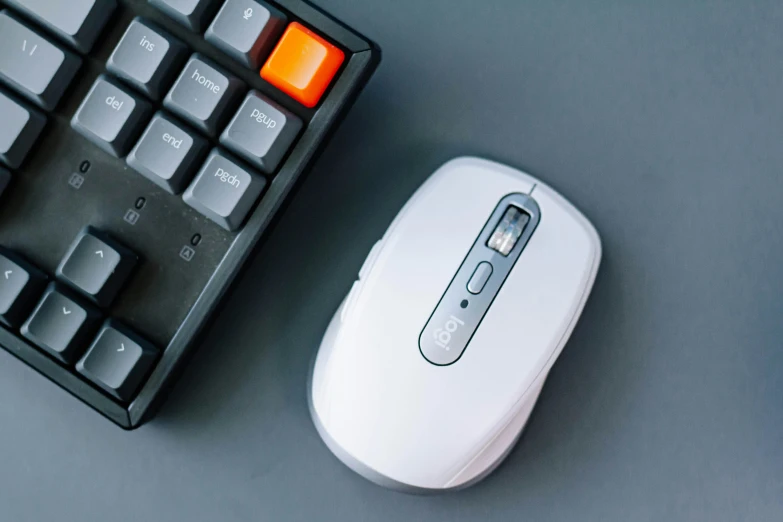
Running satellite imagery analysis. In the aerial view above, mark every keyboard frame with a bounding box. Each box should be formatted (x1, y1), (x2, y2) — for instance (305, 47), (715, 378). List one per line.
(0, 0), (380, 429)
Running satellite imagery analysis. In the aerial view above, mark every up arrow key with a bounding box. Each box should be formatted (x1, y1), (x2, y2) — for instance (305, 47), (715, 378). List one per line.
(95, 250), (104, 258)
(3, 270), (11, 279)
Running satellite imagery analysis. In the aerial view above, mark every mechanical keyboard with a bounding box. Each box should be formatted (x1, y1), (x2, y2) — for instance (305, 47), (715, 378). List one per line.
(0, 0), (379, 428)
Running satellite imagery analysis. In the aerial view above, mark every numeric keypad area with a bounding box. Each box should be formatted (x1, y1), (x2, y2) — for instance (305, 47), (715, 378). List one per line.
(68, 1), (345, 232)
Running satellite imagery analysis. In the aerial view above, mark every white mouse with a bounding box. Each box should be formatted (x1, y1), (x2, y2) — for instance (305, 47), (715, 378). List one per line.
(308, 157), (602, 492)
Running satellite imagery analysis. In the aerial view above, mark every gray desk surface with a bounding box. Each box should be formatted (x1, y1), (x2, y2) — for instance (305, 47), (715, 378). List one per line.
(2, 1), (782, 520)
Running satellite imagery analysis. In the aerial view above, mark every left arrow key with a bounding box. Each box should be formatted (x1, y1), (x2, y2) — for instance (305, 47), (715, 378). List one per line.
(0, 246), (47, 327)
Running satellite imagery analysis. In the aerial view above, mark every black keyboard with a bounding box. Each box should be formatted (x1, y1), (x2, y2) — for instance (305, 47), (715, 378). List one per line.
(0, 0), (379, 428)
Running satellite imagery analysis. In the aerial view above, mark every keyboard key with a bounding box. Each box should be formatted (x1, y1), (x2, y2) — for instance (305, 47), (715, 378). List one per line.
(107, 18), (187, 100)
(0, 11), (82, 111)
(71, 75), (152, 157)
(220, 91), (301, 173)
(260, 22), (344, 108)
(183, 149), (266, 231)
(76, 321), (158, 402)
(0, 247), (47, 328)
(150, 0), (220, 32)
(6, 0), (117, 53)
(0, 91), (46, 169)
(127, 112), (207, 194)
(21, 284), (101, 365)
(0, 168), (9, 199)
(164, 55), (243, 136)
(205, 0), (286, 69)
(56, 228), (138, 308)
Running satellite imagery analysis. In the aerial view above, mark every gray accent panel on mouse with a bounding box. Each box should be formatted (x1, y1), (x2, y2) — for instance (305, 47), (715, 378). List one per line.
(419, 193), (541, 366)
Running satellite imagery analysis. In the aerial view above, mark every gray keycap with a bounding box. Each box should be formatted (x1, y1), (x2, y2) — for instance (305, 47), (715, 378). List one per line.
(163, 54), (243, 135)
(220, 91), (301, 173)
(127, 113), (206, 194)
(76, 321), (158, 402)
(183, 149), (266, 231)
(107, 18), (187, 100)
(0, 11), (82, 111)
(149, 0), (220, 32)
(21, 284), (102, 365)
(205, 0), (286, 69)
(6, 0), (117, 53)
(71, 76), (152, 157)
(0, 168), (10, 199)
(0, 91), (46, 169)
(56, 227), (138, 308)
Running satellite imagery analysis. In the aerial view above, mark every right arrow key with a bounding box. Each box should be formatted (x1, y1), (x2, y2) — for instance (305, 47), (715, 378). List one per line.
(76, 320), (158, 402)
(56, 227), (138, 308)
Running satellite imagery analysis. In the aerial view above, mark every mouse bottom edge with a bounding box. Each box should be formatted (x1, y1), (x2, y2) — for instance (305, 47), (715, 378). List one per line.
(307, 378), (544, 494)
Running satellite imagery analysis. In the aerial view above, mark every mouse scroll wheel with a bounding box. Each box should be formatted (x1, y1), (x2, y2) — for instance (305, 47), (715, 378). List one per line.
(487, 206), (530, 256)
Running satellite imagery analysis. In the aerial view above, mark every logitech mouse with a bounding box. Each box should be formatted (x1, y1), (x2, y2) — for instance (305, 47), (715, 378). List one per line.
(309, 157), (602, 492)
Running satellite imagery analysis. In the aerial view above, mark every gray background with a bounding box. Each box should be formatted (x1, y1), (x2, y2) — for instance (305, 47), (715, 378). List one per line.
(1, 0), (782, 520)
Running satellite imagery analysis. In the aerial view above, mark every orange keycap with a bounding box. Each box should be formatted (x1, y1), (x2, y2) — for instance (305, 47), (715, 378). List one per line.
(261, 22), (345, 108)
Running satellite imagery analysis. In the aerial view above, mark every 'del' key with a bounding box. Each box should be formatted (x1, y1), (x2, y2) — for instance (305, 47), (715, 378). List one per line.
(56, 228), (138, 308)
(71, 76), (151, 157)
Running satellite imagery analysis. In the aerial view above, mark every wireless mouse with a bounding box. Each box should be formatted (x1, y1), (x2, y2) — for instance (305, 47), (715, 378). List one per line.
(308, 157), (602, 492)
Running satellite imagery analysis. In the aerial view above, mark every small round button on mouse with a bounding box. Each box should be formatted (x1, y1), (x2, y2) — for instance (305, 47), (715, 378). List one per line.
(466, 261), (493, 294)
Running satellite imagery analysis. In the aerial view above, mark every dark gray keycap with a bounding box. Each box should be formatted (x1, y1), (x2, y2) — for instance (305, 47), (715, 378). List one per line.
(183, 149), (266, 231)
(0, 91), (46, 169)
(76, 321), (158, 402)
(0, 11), (82, 111)
(127, 112), (206, 194)
(21, 284), (101, 365)
(56, 228), (138, 308)
(0, 247), (47, 328)
(220, 91), (301, 173)
(164, 54), (243, 136)
(107, 18), (187, 100)
(0, 168), (9, 199)
(6, 0), (117, 53)
(205, 0), (286, 69)
(71, 76), (152, 157)
(149, 0), (220, 32)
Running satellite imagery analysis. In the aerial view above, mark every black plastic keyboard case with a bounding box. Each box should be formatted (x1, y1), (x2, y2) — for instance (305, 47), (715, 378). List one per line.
(0, 0), (380, 429)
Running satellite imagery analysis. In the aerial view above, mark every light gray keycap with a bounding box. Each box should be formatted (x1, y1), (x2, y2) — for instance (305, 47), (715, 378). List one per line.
(205, 0), (286, 69)
(183, 149), (266, 231)
(164, 54), (243, 135)
(220, 91), (301, 173)
(0, 168), (10, 199)
(71, 76), (152, 157)
(0, 11), (82, 111)
(127, 113), (206, 194)
(107, 18), (187, 99)
(6, 0), (117, 53)
(149, 0), (220, 32)
(0, 91), (46, 169)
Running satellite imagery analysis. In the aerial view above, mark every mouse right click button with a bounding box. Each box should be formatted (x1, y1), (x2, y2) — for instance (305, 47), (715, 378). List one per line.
(467, 262), (493, 294)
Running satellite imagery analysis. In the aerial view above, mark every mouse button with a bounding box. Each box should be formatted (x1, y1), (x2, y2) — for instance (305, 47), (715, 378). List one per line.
(358, 240), (383, 280)
(437, 157), (536, 195)
(466, 261), (494, 294)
